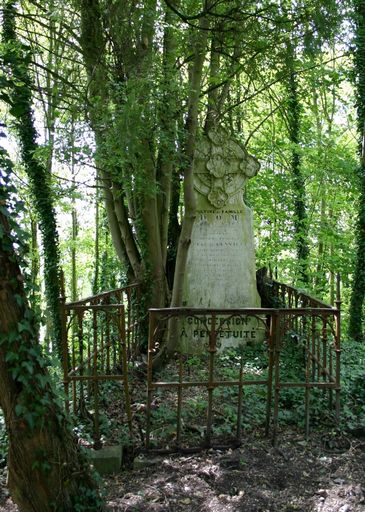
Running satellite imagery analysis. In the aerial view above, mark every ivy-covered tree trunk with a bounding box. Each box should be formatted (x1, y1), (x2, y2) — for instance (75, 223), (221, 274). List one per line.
(2, 1), (62, 355)
(286, 40), (310, 285)
(0, 153), (102, 512)
(93, 187), (100, 295)
(349, 0), (365, 341)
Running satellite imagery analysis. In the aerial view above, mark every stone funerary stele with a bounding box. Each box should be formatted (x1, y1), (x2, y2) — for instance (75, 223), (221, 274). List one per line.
(181, 128), (263, 352)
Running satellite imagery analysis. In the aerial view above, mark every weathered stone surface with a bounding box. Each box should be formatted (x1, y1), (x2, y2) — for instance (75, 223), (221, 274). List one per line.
(133, 455), (163, 470)
(181, 129), (263, 352)
(89, 445), (122, 475)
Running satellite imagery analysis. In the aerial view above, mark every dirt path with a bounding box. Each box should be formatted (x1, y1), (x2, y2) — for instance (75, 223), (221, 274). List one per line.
(105, 430), (365, 512)
(1, 429), (364, 511)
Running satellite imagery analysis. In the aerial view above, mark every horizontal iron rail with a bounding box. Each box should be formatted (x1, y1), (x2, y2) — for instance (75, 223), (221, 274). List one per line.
(66, 375), (127, 382)
(274, 281), (332, 308)
(148, 307), (338, 314)
(149, 379), (269, 388)
(65, 282), (140, 307)
(278, 382), (337, 388)
(65, 303), (125, 311)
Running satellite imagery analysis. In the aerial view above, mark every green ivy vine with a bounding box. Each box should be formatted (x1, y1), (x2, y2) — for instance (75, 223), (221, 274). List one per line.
(1, 1), (63, 356)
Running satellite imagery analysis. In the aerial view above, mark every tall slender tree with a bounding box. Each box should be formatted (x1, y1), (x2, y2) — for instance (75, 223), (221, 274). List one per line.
(285, 39), (310, 285)
(349, 0), (365, 341)
(0, 147), (101, 512)
(2, 1), (62, 355)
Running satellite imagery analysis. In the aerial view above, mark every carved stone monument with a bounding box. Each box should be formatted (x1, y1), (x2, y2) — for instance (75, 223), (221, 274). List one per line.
(181, 129), (263, 352)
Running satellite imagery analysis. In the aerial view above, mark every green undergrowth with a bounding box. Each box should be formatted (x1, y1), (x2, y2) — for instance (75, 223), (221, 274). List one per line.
(142, 338), (365, 448)
(340, 338), (365, 431)
(1, 338), (365, 465)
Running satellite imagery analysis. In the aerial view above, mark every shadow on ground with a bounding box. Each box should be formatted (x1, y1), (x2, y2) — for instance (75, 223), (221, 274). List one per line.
(1, 429), (365, 511)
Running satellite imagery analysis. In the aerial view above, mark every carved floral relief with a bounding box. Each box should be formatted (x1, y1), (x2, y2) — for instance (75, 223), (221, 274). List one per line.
(193, 129), (260, 208)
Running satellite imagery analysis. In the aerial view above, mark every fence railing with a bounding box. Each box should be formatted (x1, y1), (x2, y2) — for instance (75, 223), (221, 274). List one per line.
(273, 280), (336, 309)
(60, 283), (140, 447)
(59, 279), (341, 453)
(146, 300), (340, 452)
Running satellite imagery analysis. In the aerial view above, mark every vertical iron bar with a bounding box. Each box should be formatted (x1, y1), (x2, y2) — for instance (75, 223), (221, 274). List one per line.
(131, 289), (136, 356)
(305, 315), (311, 439)
(272, 311), (281, 446)
(236, 348), (244, 441)
(316, 316), (321, 381)
(118, 306), (133, 437)
(127, 289), (132, 359)
(78, 310), (85, 411)
(176, 353), (183, 448)
(322, 317), (328, 392)
(72, 313), (77, 415)
(329, 344), (333, 409)
(335, 274), (342, 424)
(92, 309), (101, 448)
(146, 311), (157, 451)
(100, 312), (104, 374)
(60, 277), (70, 412)
(265, 313), (275, 436)
(311, 315), (316, 382)
(205, 313), (216, 448)
(106, 311), (111, 374)
(87, 312), (91, 399)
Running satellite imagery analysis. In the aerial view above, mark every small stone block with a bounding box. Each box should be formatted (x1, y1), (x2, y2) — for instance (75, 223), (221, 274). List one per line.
(133, 455), (162, 470)
(89, 445), (122, 475)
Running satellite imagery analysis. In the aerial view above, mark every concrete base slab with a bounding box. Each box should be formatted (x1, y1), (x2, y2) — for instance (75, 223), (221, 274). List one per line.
(89, 445), (122, 475)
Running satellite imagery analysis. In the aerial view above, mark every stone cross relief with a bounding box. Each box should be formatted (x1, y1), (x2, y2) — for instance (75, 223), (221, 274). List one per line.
(193, 129), (260, 208)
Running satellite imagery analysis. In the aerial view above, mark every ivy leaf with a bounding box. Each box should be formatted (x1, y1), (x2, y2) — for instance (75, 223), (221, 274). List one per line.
(18, 319), (32, 334)
(15, 404), (24, 416)
(14, 294), (24, 306)
(21, 361), (34, 374)
(24, 413), (35, 430)
(5, 351), (19, 363)
(35, 374), (50, 388)
(9, 103), (27, 118)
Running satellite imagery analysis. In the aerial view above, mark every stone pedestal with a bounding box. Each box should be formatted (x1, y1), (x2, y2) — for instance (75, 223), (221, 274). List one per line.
(89, 445), (122, 474)
(180, 129), (262, 352)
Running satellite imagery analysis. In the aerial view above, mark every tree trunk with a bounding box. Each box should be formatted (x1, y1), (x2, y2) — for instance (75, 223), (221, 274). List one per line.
(78, 0), (169, 311)
(0, 162), (101, 512)
(153, 12), (209, 366)
(93, 182), (100, 295)
(286, 40), (310, 285)
(29, 217), (41, 335)
(3, 1), (62, 356)
(349, 0), (365, 341)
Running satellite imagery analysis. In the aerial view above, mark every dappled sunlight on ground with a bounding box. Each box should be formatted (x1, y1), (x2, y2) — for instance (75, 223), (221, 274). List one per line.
(1, 429), (364, 511)
(104, 429), (365, 511)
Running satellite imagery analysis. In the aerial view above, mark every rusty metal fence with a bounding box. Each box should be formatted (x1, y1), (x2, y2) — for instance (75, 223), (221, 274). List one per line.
(60, 283), (140, 447)
(59, 280), (341, 453)
(146, 285), (341, 452)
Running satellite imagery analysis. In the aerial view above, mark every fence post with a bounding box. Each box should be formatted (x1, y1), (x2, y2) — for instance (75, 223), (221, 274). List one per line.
(146, 310), (157, 451)
(118, 305), (133, 437)
(334, 274), (342, 424)
(272, 310), (281, 446)
(265, 312), (275, 436)
(60, 272), (70, 413)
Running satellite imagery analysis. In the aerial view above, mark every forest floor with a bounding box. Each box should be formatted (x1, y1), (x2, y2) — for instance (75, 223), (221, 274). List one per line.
(1, 428), (365, 511)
